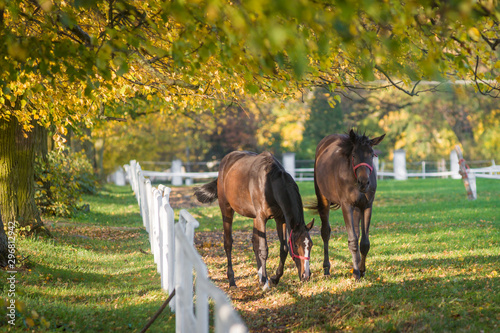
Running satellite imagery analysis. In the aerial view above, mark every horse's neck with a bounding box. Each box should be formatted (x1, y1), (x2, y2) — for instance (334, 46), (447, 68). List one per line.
(277, 190), (304, 231)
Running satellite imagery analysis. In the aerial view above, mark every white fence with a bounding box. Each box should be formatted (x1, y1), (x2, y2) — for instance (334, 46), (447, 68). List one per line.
(124, 160), (247, 333)
(112, 152), (498, 186)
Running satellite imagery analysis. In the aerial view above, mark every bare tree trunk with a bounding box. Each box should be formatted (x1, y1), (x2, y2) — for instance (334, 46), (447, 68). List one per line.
(94, 137), (105, 180)
(0, 117), (42, 230)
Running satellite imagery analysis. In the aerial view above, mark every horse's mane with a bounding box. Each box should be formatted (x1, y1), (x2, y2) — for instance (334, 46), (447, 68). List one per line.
(259, 152), (304, 228)
(337, 129), (372, 157)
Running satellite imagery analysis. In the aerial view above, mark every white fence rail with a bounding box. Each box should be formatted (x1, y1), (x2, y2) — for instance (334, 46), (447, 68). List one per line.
(124, 160), (247, 333)
(116, 154), (498, 186)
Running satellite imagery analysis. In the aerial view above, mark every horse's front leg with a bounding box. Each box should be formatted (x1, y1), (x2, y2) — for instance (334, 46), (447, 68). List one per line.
(270, 217), (287, 286)
(342, 204), (362, 280)
(359, 206), (372, 277)
(252, 217), (269, 291)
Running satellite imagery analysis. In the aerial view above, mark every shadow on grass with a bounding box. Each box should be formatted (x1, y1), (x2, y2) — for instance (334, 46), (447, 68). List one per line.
(237, 255), (500, 332)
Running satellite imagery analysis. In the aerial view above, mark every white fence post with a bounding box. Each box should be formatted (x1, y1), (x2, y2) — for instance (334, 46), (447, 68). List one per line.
(394, 149), (408, 180)
(172, 159), (183, 186)
(152, 188), (162, 270)
(139, 171), (149, 230)
(175, 221), (247, 333)
(131, 160), (140, 204)
(282, 153), (296, 180)
(373, 155), (379, 176)
(125, 162), (249, 333)
(146, 179), (154, 246)
(160, 189), (176, 311)
(450, 150), (461, 179)
(175, 224), (197, 333)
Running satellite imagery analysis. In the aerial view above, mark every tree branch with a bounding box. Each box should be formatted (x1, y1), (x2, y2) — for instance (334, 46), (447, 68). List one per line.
(473, 55), (500, 98)
(480, 32), (500, 51)
(374, 65), (420, 96)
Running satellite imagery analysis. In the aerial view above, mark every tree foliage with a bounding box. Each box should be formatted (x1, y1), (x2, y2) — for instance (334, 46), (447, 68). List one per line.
(299, 90), (344, 158)
(35, 149), (97, 217)
(2, 0), (500, 134)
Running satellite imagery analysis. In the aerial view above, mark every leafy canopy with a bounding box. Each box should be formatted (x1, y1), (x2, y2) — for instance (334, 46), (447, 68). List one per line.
(1, 0), (499, 136)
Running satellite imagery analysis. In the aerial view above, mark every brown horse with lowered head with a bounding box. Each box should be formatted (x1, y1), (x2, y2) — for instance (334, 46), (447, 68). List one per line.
(194, 151), (314, 290)
(312, 129), (385, 279)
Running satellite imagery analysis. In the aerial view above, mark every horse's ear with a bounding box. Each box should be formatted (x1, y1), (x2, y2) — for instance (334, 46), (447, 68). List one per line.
(306, 218), (314, 231)
(370, 133), (386, 146)
(349, 129), (357, 142)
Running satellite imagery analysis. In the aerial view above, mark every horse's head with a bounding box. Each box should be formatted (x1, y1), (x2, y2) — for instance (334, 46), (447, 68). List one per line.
(348, 129), (385, 193)
(289, 219), (314, 281)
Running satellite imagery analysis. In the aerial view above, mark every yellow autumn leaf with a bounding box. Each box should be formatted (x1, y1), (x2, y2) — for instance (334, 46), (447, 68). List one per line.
(25, 317), (35, 327)
(31, 310), (39, 320)
(15, 300), (25, 312)
(468, 27), (481, 42)
(41, 317), (50, 328)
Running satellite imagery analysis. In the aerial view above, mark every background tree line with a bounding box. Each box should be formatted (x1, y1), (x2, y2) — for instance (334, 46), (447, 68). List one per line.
(99, 87), (499, 173)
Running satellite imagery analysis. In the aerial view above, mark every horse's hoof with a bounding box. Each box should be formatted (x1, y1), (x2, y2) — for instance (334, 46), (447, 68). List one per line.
(323, 268), (331, 276)
(269, 276), (280, 286)
(261, 280), (270, 291)
(351, 269), (361, 280)
(359, 270), (366, 278)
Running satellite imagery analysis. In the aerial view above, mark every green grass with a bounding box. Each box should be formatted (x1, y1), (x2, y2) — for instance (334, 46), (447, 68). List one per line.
(193, 178), (499, 332)
(1, 178), (498, 332)
(0, 186), (174, 332)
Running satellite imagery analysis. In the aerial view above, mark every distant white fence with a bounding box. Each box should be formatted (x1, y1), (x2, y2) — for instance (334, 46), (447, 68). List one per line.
(112, 152), (498, 186)
(124, 160), (247, 333)
(291, 151), (499, 181)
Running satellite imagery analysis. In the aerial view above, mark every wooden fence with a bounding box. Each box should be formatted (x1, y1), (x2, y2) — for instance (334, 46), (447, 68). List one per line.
(124, 160), (247, 333)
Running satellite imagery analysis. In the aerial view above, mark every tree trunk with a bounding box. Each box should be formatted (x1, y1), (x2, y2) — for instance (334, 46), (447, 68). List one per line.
(0, 213), (8, 267)
(94, 137), (105, 180)
(0, 117), (42, 230)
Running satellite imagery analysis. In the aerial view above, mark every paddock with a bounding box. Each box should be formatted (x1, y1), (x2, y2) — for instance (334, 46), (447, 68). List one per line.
(186, 178), (499, 331)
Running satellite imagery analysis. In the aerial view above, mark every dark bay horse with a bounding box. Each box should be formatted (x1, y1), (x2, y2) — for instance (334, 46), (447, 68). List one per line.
(194, 151), (314, 290)
(312, 129), (385, 280)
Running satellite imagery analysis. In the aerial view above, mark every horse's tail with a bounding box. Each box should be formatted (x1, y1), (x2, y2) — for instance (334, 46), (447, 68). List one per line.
(306, 200), (340, 212)
(305, 200), (320, 212)
(194, 178), (218, 204)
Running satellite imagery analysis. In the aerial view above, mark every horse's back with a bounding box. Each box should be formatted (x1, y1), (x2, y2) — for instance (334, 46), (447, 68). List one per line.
(315, 134), (345, 158)
(218, 151), (274, 218)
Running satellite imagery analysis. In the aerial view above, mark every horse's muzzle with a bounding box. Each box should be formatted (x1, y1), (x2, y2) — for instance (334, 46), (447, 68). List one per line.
(357, 179), (370, 193)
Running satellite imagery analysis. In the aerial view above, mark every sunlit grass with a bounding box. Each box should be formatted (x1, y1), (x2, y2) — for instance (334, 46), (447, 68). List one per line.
(196, 178), (499, 332)
(0, 185), (174, 332)
(2, 178), (498, 332)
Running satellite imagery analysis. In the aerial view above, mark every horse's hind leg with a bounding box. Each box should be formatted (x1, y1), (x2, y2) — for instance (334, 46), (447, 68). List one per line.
(221, 205), (236, 287)
(270, 216), (287, 286)
(315, 182), (331, 276)
(252, 216), (269, 290)
(359, 207), (372, 277)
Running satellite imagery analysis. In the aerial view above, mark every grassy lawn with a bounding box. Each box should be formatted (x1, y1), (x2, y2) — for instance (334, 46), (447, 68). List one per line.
(1, 186), (174, 332)
(193, 178), (499, 332)
(1, 178), (499, 332)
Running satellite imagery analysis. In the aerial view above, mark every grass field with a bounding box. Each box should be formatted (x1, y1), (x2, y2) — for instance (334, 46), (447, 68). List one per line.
(1, 178), (499, 332)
